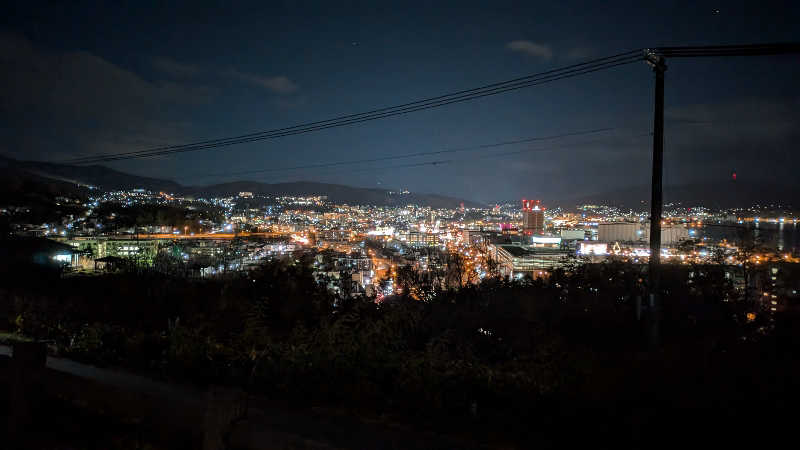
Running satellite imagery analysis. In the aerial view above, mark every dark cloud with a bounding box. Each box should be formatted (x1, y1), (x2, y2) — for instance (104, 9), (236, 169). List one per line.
(1, 2), (798, 202)
(0, 32), (213, 160)
(153, 57), (300, 96)
(664, 98), (800, 173)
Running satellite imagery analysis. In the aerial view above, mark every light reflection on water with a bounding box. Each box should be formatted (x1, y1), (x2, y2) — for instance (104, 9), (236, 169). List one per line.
(693, 222), (799, 252)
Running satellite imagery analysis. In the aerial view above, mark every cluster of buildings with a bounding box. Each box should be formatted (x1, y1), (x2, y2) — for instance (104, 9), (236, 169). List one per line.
(4, 185), (799, 299)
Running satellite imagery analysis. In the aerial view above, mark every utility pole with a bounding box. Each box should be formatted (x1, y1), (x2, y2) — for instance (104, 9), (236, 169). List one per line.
(635, 43), (800, 348)
(644, 50), (666, 346)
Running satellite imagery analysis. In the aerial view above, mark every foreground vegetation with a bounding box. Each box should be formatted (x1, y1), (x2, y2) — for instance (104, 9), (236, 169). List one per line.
(1, 256), (799, 446)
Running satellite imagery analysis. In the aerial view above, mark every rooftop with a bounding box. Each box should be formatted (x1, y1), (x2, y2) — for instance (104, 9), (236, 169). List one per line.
(498, 244), (570, 257)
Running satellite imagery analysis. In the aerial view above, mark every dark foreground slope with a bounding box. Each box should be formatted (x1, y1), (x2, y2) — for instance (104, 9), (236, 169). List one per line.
(2, 258), (799, 448)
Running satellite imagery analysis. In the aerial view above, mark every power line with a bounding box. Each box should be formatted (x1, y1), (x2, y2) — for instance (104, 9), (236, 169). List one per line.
(60, 51), (643, 165)
(192, 119), (726, 181)
(56, 43), (799, 167)
(195, 120), (729, 182)
(198, 127), (617, 179)
(62, 50), (640, 163)
(217, 131), (654, 184)
(67, 57), (642, 164)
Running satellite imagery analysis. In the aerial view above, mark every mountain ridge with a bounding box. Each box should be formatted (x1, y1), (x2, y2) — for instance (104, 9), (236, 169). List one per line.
(0, 156), (482, 208)
(182, 180), (483, 208)
(0, 155), (183, 192)
(5, 156), (796, 210)
(553, 180), (800, 210)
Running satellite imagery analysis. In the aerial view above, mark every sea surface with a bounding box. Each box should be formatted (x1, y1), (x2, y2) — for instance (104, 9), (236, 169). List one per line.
(693, 221), (800, 252)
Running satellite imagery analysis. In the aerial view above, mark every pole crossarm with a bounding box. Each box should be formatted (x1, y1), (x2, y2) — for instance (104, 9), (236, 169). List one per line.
(652, 42), (800, 58)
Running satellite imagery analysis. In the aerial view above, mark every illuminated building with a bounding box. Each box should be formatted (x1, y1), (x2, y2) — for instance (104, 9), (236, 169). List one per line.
(560, 229), (586, 240)
(367, 226), (395, 237)
(319, 230), (351, 242)
(530, 235), (561, 247)
(58, 237), (160, 267)
(462, 229), (475, 244)
(578, 242), (609, 255)
(0, 238), (80, 268)
(406, 231), (439, 247)
(493, 244), (571, 278)
(598, 222), (688, 245)
(646, 224), (689, 245)
(463, 230), (506, 246)
(521, 199), (544, 235)
(598, 222), (643, 242)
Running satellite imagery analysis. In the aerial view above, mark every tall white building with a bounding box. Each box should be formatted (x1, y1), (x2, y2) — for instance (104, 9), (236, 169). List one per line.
(644, 224), (689, 245)
(598, 222), (643, 242)
(598, 222), (688, 245)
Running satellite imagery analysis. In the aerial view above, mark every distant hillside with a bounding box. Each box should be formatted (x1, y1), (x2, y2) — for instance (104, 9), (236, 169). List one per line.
(0, 167), (87, 199)
(555, 181), (800, 210)
(184, 181), (483, 208)
(0, 156), (481, 208)
(0, 156), (182, 192)
(0, 167), (89, 225)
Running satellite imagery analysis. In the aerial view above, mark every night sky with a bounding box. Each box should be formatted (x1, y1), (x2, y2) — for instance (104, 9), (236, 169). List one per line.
(1, 1), (799, 203)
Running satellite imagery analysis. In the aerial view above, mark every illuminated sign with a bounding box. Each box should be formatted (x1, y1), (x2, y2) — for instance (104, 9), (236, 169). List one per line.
(579, 242), (608, 255)
(532, 236), (561, 244)
(521, 199), (542, 211)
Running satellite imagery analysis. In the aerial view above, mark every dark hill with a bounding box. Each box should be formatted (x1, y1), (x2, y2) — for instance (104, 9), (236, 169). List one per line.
(184, 181), (483, 208)
(0, 156), (481, 208)
(0, 167), (89, 226)
(555, 181), (800, 210)
(0, 156), (182, 192)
